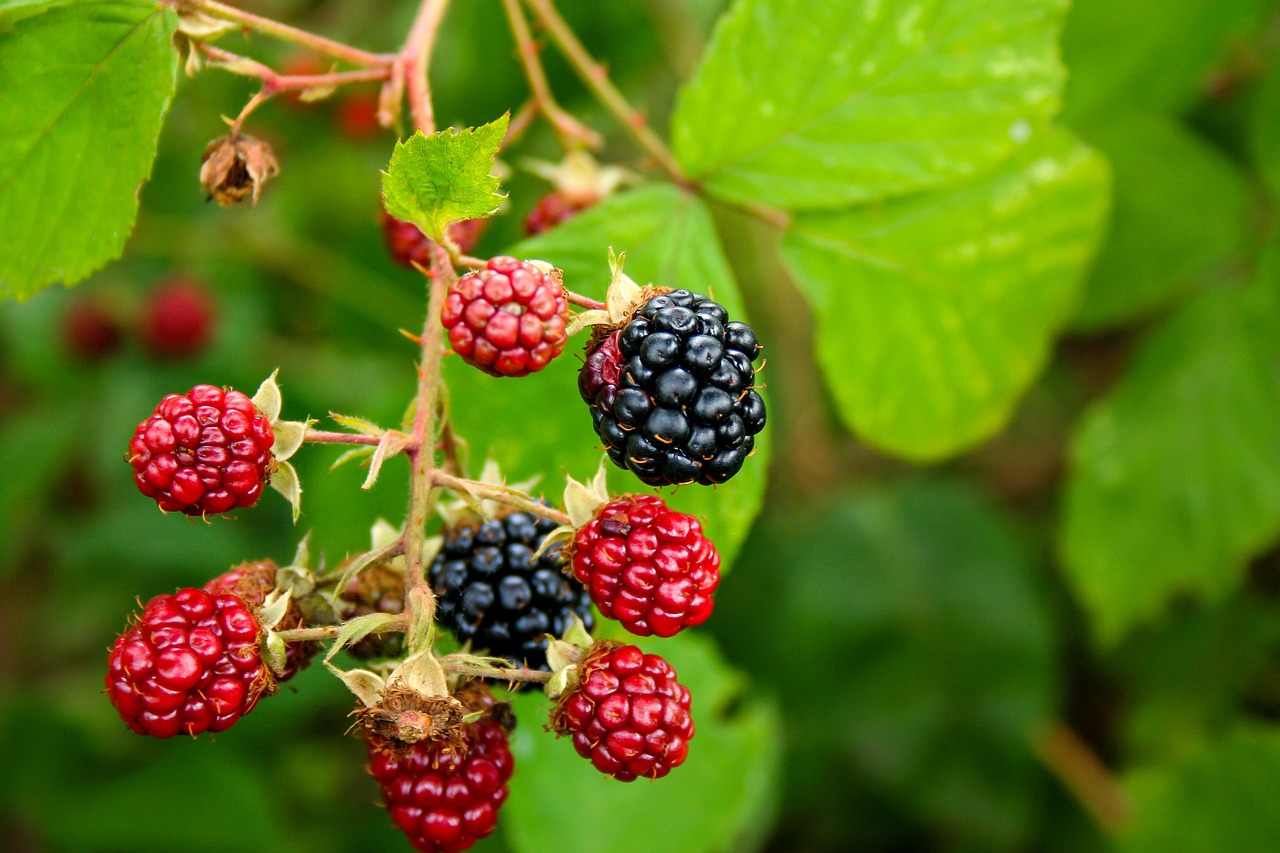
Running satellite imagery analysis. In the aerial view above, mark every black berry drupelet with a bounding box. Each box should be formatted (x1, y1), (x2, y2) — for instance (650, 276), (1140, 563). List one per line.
(428, 510), (593, 674)
(579, 290), (766, 486)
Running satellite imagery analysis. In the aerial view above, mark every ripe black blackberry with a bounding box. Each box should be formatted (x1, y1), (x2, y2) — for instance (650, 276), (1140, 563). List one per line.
(579, 289), (766, 486)
(428, 510), (593, 675)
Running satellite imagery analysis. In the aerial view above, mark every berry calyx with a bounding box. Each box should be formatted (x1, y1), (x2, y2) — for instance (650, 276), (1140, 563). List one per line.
(441, 256), (569, 377)
(580, 289), (766, 486)
(127, 384), (275, 516)
(202, 559), (317, 681)
(551, 642), (694, 781)
(366, 686), (515, 853)
(105, 586), (276, 738)
(429, 508), (593, 674)
(382, 213), (488, 269)
(570, 494), (720, 637)
(142, 277), (215, 359)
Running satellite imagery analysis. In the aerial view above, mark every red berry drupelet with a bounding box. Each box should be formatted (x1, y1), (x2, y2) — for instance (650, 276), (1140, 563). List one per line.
(552, 643), (694, 781)
(579, 289), (766, 486)
(367, 694), (515, 853)
(105, 587), (275, 738)
(203, 559), (318, 681)
(383, 212), (488, 269)
(128, 384), (275, 516)
(571, 495), (720, 637)
(441, 256), (569, 377)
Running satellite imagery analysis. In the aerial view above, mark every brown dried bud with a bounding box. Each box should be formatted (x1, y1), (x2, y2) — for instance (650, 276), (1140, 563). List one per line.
(199, 132), (279, 206)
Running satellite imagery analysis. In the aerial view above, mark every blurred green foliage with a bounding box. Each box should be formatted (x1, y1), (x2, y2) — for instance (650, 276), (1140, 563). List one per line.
(5, 1), (1280, 852)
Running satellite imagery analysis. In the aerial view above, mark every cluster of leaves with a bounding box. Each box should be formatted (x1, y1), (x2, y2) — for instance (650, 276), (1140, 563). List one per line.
(4, 0), (1280, 851)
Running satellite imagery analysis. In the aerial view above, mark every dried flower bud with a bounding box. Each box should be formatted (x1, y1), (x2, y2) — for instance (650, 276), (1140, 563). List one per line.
(199, 132), (279, 206)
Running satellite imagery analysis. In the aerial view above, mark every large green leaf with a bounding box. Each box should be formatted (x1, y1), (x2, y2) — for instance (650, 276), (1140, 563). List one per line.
(1073, 113), (1251, 330)
(1062, 0), (1273, 124)
(1060, 263), (1280, 644)
(1249, 54), (1280, 201)
(783, 127), (1108, 460)
(502, 631), (780, 853)
(445, 184), (769, 569)
(0, 0), (178, 299)
(712, 482), (1059, 847)
(1119, 728), (1280, 853)
(381, 114), (508, 242)
(671, 0), (1068, 210)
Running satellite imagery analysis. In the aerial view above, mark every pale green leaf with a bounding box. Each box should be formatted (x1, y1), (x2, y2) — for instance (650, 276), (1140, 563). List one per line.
(672, 0), (1067, 209)
(1119, 729), (1280, 853)
(381, 114), (508, 242)
(503, 632), (780, 853)
(447, 184), (769, 569)
(0, 0), (178, 299)
(784, 127), (1109, 459)
(1060, 264), (1280, 644)
(1074, 113), (1250, 330)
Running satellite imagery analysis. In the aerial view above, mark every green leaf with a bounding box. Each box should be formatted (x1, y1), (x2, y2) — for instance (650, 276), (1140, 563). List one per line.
(0, 0), (68, 32)
(503, 631), (780, 853)
(1249, 54), (1280, 201)
(671, 0), (1068, 209)
(1073, 114), (1251, 330)
(446, 184), (769, 569)
(713, 482), (1058, 846)
(1119, 728), (1280, 853)
(1062, 0), (1273, 124)
(1060, 263), (1280, 644)
(381, 114), (508, 242)
(783, 127), (1109, 460)
(0, 0), (178, 299)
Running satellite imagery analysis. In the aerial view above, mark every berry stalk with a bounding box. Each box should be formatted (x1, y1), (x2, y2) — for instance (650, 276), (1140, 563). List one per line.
(196, 43), (392, 96)
(431, 471), (572, 526)
(400, 0), (452, 133)
(183, 0), (392, 68)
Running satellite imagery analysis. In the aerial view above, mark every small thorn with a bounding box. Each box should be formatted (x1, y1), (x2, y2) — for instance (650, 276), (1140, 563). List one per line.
(399, 328), (423, 344)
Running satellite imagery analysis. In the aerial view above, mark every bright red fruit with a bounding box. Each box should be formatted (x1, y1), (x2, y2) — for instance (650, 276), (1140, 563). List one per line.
(440, 256), (568, 377)
(105, 587), (275, 738)
(142, 278), (215, 359)
(127, 384), (275, 516)
(571, 494), (720, 637)
(551, 643), (694, 781)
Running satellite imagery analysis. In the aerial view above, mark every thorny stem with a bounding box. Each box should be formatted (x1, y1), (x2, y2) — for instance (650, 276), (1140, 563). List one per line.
(439, 659), (554, 683)
(185, 0), (392, 68)
(431, 471), (572, 526)
(501, 0), (602, 151)
(275, 622), (405, 643)
(564, 290), (606, 311)
(197, 43), (391, 94)
(304, 430), (383, 447)
(1034, 721), (1131, 834)
(401, 0), (452, 132)
(521, 0), (687, 186)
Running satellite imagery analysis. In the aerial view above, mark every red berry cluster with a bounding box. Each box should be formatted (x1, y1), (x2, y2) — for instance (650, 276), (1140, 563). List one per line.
(128, 384), (275, 516)
(441, 256), (569, 377)
(571, 494), (720, 637)
(62, 277), (215, 363)
(366, 710), (514, 853)
(552, 643), (694, 781)
(383, 212), (488, 269)
(105, 587), (274, 738)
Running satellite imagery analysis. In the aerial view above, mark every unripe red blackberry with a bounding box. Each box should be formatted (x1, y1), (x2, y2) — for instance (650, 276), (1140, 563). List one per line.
(62, 297), (123, 361)
(105, 587), (276, 738)
(429, 509), (593, 674)
(338, 560), (406, 660)
(441, 256), (569, 377)
(336, 91), (381, 140)
(203, 559), (317, 681)
(580, 289), (766, 486)
(382, 213), (488, 269)
(551, 643), (694, 781)
(127, 384), (275, 516)
(570, 494), (720, 637)
(523, 190), (596, 236)
(367, 688), (515, 853)
(142, 277), (215, 359)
